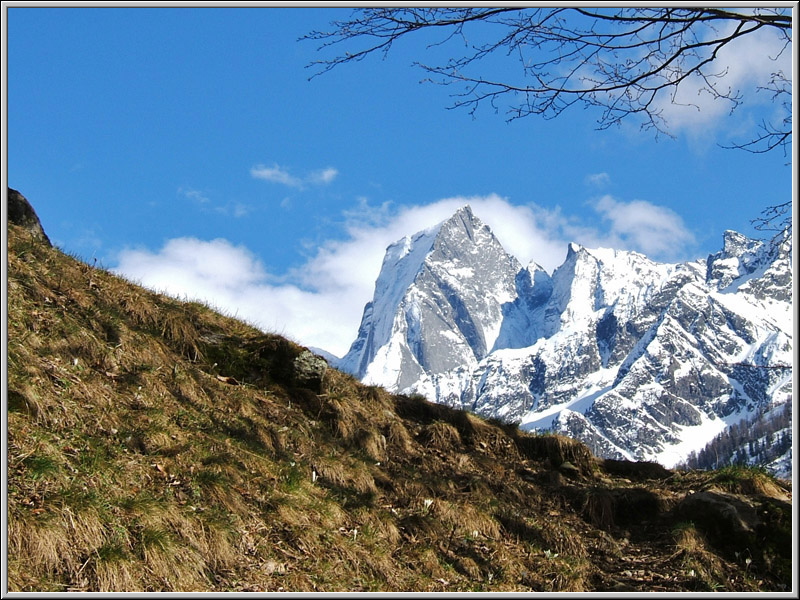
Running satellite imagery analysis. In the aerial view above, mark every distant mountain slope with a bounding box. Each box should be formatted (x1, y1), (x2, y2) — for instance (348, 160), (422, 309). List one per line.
(6, 189), (792, 592)
(341, 206), (793, 476)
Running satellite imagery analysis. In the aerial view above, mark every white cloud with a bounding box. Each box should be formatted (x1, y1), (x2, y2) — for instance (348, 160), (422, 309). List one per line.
(591, 195), (696, 259)
(178, 187), (210, 204)
(116, 238), (268, 292)
(250, 163), (339, 189)
(179, 187), (251, 218)
(114, 237), (362, 358)
(113, 195), (696, 358)
(250, 164), (303, 188)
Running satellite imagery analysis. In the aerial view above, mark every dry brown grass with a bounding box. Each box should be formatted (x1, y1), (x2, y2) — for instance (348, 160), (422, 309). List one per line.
(674, 522), (707, 554)
(515, 433), (595, 474)
(159, 311), (203, 361)
(386, 419), (416, 456)
(582, 487), (616, 530)
(707, 465), (790, 500)
(670, 522), (735, 591)
(537, 518), (589, 559)
(419, 421), (462, 451)
(354, 428), (387, 462)
(432, 500), (501, 540)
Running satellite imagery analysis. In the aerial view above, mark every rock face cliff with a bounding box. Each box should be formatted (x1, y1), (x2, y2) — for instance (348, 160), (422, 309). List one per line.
(340, 206), (793, 474)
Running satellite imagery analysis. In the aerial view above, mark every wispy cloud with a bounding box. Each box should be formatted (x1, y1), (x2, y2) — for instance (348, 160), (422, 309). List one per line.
(179, 187), (251, 218)
(250, 164), (303, 188)
(250, 163), (338, 189)
(114, 194), (697, 357)
(213, 202), (251, 219)
(309, 167), (339, 185)
(586, 172), (611, 188)
(178, 187), (210, 204)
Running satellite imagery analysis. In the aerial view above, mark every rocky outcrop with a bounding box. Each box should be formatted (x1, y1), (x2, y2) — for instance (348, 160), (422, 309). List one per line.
(7, 188), (51, 246)
(292, 350), (328, 394)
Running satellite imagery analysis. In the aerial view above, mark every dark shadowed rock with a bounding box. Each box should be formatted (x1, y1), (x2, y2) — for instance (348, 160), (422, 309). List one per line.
(596, 458), (673, 481)
(675, 490), (759, 540)
(7, 188), (51, 246)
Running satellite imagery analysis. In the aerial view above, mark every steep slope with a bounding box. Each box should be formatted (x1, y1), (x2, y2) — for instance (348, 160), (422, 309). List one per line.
(7, 191), (792, 593)
(344, 207), (793, 473)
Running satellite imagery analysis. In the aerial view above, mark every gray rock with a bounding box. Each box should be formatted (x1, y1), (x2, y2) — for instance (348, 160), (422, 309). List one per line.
(292, 350), (328, 394)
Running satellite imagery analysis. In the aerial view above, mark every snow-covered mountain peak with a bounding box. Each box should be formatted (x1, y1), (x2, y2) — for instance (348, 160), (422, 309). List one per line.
(567, 242), (583, 256)
(705, 230), (785, 292)
(340, 205), (525, 389)
(721, 229), (763, 258)
(429, 204), (500, 257)
(442, 203), (477, 230)
(339, 207), (792, 477)
(526, 259), (548, 273)
(337, 223), (441, 377)
(382, 226), (439, 272)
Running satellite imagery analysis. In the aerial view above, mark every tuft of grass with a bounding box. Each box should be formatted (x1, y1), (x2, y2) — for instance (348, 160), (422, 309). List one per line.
(671, 522), (733, 591)
(23, 455), (61, 481)
(386, 419), (416, 456)
(419, 421), (462, 451)
(514, 432), (594, 474)
(709, 465), (787, 499)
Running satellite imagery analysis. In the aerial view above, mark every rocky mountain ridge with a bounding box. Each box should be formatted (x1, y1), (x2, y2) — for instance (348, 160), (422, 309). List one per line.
(339, 206), (793, 476)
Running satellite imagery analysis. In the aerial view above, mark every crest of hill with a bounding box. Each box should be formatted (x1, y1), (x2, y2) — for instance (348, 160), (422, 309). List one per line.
(5, 189), (792, 593)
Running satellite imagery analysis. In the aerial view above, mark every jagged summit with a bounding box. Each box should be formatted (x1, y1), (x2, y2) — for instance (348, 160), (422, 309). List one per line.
(721, 229), (762, 257)
(339, 205), (521, 392)
(341, 206), (793, 477)
(432, 204), (486, 250)
(443, 203), (476, 228)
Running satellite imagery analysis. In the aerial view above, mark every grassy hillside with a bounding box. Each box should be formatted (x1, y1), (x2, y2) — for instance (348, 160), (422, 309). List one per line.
(5, 215), (793, 593)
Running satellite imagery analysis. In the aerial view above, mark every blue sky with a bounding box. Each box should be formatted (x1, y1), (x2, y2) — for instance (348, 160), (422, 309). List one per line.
(6, 7), (793, 356)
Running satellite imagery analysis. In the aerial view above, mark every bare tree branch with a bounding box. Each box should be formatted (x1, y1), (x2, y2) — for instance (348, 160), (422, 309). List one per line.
(303, 7), (791, 146)
(720, 70), (792, 157)
(303, 7), (793, 245)
(751, 200), (793, 247)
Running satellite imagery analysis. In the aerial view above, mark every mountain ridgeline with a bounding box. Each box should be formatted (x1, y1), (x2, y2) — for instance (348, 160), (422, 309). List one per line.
(338, 206), (793, 477)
